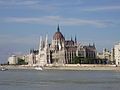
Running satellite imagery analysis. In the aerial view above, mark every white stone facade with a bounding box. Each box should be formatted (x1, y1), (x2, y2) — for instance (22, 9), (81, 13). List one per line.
(28, 35), (48, 66)
(97, 48), (115, 64)
(37, 35), (48, 66)
(103, 49), (111, 61)
(114, 43), (120, 65)
(8, 55), (18, 64)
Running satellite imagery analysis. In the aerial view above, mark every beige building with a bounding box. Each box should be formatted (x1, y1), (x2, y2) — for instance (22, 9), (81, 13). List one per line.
(103, 48), (111, 61)
(114, 43), (120, 65)
(111, 48), (115, 64)
(97, 48), (115, 64)
(8, 55), (18, 64)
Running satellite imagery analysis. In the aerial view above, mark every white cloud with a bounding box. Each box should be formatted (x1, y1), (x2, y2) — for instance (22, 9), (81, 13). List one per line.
(0, 0), (40, 6)
(0, 0), (120, 12)
(0, 0), (56, 11)
(0, 0), (82, 6)
(83, 6), (120, 11)
(4, 16), (112, 27)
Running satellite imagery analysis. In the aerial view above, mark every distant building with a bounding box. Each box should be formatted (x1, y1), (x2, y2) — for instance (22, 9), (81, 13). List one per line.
(8, 54), (29, 65)
(28, 49), (38, 66)
(103, 48), (111, 63)
(97, 52), (104, 59)
(97, 48), (114, 64)
(8, 55), (18, 64)
(114, 43), (120, 65)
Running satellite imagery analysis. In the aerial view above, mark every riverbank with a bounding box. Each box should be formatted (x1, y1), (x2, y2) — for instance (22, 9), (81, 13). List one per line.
(44, 64), (120, 71)
(1, 64), (120, 71)
(44, 66), (120, 71)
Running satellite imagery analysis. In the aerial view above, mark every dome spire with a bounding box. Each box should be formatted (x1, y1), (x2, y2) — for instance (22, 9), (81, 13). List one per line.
(71, 36), (73, 41)
(57, 24), (60, 32)
(75, 35), (77, 43)
(53, 25), (65, 41)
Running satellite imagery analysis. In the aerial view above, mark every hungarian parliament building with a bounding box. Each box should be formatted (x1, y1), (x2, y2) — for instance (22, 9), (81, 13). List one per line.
(28, 25), (96, 66)
(8, 25), (97, 66)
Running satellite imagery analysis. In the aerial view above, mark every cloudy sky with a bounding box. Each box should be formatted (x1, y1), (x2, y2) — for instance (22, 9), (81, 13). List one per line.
(0, 0), (120, 63)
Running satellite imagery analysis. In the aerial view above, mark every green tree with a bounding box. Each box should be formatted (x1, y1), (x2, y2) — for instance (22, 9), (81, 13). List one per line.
(17, 58), (28, 65)
(72, 56), (84, 64)
(72, 56), (97, 64)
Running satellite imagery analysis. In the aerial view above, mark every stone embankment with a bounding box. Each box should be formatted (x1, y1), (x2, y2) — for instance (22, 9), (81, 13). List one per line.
(45, 64), (120, 71)
(0, 65), (34, 70)
(0, 64), (120, 71)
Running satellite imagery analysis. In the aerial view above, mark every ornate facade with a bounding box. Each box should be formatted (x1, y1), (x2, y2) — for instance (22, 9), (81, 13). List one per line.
(28, 25), (97, 66)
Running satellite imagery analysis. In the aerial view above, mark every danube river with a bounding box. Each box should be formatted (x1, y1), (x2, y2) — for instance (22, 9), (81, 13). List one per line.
(0, 69), (120, 90)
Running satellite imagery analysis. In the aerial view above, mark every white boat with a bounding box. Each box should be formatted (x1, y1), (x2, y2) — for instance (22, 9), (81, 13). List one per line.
(34, 66), (43, 71)
(1, 67), (7, 71)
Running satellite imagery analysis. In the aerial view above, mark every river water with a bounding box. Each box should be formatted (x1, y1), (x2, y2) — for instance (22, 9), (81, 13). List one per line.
(0, 69), (120, 90)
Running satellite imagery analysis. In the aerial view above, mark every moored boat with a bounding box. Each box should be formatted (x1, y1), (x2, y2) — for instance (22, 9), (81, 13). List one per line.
(1, 67), (7, 71)
(34, 66), (43, 71)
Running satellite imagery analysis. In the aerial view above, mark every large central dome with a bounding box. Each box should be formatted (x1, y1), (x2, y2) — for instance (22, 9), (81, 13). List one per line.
(53, 25), (65, 41)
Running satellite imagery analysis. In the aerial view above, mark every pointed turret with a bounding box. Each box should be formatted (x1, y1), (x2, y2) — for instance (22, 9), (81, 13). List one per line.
(57, 24), (60, 32)
(45, 34), (48, 49)
(39, 36), (42, 52)
(71, 36), (73, 41)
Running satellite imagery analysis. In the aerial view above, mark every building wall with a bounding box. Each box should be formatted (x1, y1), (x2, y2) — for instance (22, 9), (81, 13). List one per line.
(114, 43), (120, 65)
(8, 55), (18, 64)
(97, 48), (115, 64)
(103, 48), (111, 61)
(111, 48), (115, 64)
(76, 45), (96, 59)
(28, 53), (36, 66)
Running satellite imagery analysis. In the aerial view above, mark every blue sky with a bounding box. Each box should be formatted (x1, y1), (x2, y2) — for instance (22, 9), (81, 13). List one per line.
(0, 0), (120, 63)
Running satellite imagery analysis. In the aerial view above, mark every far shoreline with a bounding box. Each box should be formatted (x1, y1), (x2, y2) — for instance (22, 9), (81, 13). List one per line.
(1, 64), (120, 71)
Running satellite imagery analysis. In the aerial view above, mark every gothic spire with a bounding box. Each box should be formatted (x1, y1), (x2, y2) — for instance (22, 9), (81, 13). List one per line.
(57, 24), (60, 32)
(39, 36), (42, 51)
(71, 36), (73, 41)
(45, 34), (48, 48)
